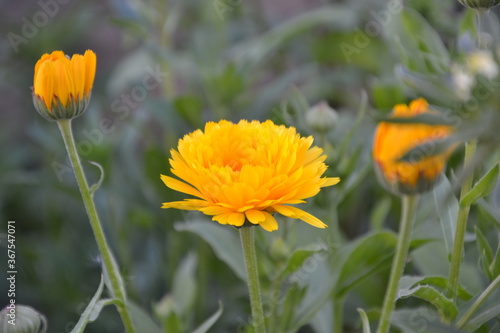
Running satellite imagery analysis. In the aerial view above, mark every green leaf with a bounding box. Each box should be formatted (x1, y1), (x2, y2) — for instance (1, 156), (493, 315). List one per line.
(399, 285), (458, 320)
(357, 308), (371, 333)
(278, 284), (306, 332)
(395, 65), (457, 105)
(88, 161), (105, 196)
(335, 232), (397, 298)
(127, 301), (163, 333)
(210, 63), (246, 106)
(229, 5), (355, 69)
(388, 8), (449, 74)
(89, 298), (120, 321)
(460, 300), (500, 331)
(370, 196), (392, 232)
(281, 249), (321, 277)
(371, 82), (405, 111)
(392, 308), (463, 333)
(163, 313), (182, 333)
(290, 262), (333, 331)
(173, 95), (203, 128)
(192, 301), (224, 333)
(399, 276), (472, 301)
(376, 112), (453, 126)
(433, 176), (459, 257)
(175, 219), (246, 281)
(475, 227), (494, 280)
(477, 200), (500, 228)
(398, 136), (456, 163)
(172, 253), (197, 315)
(459, 9), (477, 36)
(461, 163), (499, 207)
(489, 244), (500, 279)
(400, 9), (449, 71)
(70, 276), (105, 333)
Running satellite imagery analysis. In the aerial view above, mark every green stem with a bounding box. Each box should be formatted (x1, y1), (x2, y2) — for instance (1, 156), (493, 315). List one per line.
(456, 273), (500, 328)
(57, 119), (135, 333)
(447, 139), (477, 301)
(268, 272), (281, 333)
(377, 195), (419, 333)
(240, 226), (266, 333)
(333, 297), (344, 333)
(475, 9), (486, 48)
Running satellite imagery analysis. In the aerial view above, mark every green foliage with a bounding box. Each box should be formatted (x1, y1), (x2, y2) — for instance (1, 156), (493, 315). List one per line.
(4, 0), (500, 332)
(461, 163), (499, 207)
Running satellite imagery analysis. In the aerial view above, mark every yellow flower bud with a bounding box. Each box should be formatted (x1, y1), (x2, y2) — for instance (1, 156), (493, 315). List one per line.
(458, 0), (500, 9)
(32, 50), (96, 121)
(373, 98), (454, 195)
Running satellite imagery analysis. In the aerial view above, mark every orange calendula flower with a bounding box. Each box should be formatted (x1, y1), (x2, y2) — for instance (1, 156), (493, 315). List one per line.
(33, 50), (96, 121)
(373, 98), (454, 195)
(161, 120), (340, 232)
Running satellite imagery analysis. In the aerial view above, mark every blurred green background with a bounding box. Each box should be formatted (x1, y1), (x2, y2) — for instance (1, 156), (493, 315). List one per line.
(2, 0), (499, 332)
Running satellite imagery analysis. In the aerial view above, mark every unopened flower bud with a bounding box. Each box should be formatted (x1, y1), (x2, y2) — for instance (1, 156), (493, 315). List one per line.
(0, 305), (47, 333)
(33, 50), (96, 121)
(458, 0), (500, 9)
(373, 98), (455, 195)
(305, 101), (339, 133)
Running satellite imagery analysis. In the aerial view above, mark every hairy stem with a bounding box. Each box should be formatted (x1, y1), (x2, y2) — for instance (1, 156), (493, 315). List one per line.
(57, 119), (135, 333)
(377, 195), (419, 333)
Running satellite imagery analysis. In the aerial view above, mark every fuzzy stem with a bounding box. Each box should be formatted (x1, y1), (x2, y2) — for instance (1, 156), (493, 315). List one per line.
(57, 119), (135, 333)
(240, 226), (266, 333)
(333, 297), (344, 333)
(377, 195), (419, 333)
(447, 139), (477, 300)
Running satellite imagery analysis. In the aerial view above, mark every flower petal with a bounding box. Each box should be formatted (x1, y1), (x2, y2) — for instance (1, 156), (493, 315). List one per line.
(245, 209), (266, 224)
(259, 211), (279, 231)
(161, 174), (204, 199)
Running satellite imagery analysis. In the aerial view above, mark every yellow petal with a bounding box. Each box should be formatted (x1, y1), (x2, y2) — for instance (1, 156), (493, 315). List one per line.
(71, 54), (85, 99)
(83, 50), (96, 95)
(322, 177), (341, 187)
(259, 211), (278, 231)
(200, 206), (231, 215)
(227, 212), (245, 227)
(161, 200), (206, 210)
(245, 209), (266, 224)
(160, 174), (204, 199)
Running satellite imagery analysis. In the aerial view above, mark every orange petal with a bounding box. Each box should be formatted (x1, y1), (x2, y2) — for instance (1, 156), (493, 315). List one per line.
(160, 175), (204, 199)
(245, 210), (266, 224)
(259, 211), (278, 231)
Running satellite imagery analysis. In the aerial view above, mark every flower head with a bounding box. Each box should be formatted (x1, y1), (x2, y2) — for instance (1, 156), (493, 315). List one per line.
(33, 50), (96, 121)
(373, 98), (454, 195)
(458, 0), (500, 9)
(161, 120), (340, 231)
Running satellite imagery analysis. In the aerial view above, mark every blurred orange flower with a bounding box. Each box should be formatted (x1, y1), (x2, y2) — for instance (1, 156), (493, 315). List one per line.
(373, 98), (454, 195)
